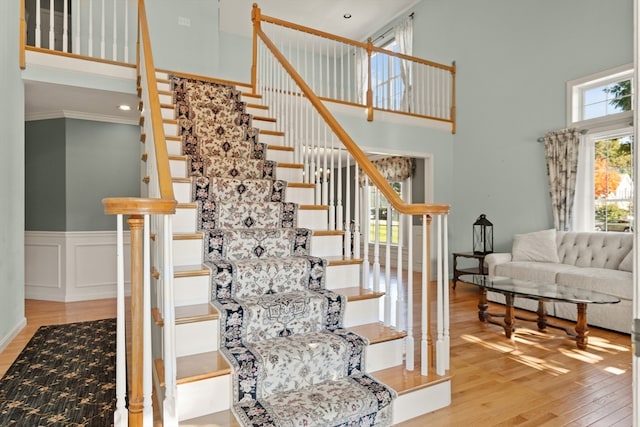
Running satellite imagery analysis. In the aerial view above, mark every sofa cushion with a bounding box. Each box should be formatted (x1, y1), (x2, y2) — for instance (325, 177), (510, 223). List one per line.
(555, 268), (632, 300)
(511, 229), (560, 263)
(619, 250), (633, 272)
(495, 261), (579, 284)
(556, 232), (632, 270)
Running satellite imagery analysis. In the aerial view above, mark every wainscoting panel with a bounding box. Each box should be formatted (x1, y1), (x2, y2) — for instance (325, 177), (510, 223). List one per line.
(25, 231), (131, 302)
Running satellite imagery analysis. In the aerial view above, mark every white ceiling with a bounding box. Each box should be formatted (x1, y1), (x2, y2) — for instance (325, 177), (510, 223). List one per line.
(25, 1), (420, 121)
(219, 0), (420, 42)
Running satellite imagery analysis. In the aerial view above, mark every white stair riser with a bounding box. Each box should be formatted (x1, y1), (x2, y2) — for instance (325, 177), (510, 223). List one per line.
(158, 81), (171, 92)
(297, 209), (328, 230)
(162, 107), (174, 120)
(366, 339), (404, 372)
(310, 234), (343, 257)
(174, 207), (197, 234)
(325, 264), (361, 289)
(167, 139), (181, 156)
(343, 298), (382, 327)
(266, 149), (294, 163)
(159, 93), (172, 104)
(164, 122), (178, 136)
(177, 375), (231, 421)
(258, 132), (284, 145)
(173, 239), (203, 266)
(254, 119), (276, 132)
(391, 381), (452, 425)
(285, 186), (315, 204)
(156, 71), (169, 80)
(277, 166), (303, 182)
(246, 106), (268, 116)
(175, 319), (218, 357)
(170, 159), (187, 178)
(173, 181), (192, 204)
(235, 85), (253, 95)
(173, 274), (210, 306)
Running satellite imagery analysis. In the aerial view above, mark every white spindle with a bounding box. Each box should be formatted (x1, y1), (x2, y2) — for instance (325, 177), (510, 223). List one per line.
(100, 0), (105, 58)
(162, 215), (178, 425)
(406, 210), (414, 371)
(336, 144), (343, 231)
(344, 155), (351, 253)
(328, 134), (335, 230)
(421, 215), (429, 376)
(112, 0), (118, 60)
(35, 0), (41, 47)
(62, 0), (68, 52)
(354, 166), (361, 258)
(373, 189), (381, 294)
(396, 206), (404, 330)
(384, 208), (392, 326)
(362, 181), (370, 290)
(48, 0), (54, 49)
(114, 214), (128, 427)
(143, 215), (153, 424)
(88, 0), (93, 56)
(322, 125), (328, 206)
(442, 214), (450, 370)
(74, 0), (80, 54)
(124, 0), (129, 62)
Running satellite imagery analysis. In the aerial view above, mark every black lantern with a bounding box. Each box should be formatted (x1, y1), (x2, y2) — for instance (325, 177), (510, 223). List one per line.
(473, 214), (493, 255)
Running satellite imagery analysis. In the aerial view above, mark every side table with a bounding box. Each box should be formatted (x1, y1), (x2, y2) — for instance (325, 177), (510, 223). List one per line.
(452, 252), (487, 289)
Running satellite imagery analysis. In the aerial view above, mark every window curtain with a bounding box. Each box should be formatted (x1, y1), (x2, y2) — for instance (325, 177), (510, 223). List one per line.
(572, 137), (595, 231)
(394, 15), (413, 112)
(544, 128), (581, 231)
(358, 156), (415, 187)
(354, 47), (368, 105)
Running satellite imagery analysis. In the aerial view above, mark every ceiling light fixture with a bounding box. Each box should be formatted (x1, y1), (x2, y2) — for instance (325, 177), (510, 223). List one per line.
(118, 104), (131, 111)
(343, 13), (352, 19)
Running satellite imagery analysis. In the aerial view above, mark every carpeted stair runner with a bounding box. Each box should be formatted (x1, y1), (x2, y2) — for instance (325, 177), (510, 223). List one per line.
(170, 75), (395, 426)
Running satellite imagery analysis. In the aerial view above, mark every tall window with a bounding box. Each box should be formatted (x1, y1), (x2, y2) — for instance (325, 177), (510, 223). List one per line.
(371, 40), (404, 110)
(569, 65), (634, 232)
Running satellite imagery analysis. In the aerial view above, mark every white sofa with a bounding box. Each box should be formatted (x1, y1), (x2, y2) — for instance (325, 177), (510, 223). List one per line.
(484, 229), (633, 334)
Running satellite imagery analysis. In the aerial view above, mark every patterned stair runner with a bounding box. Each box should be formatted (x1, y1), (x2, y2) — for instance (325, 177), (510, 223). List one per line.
(170, 75), (396, 426)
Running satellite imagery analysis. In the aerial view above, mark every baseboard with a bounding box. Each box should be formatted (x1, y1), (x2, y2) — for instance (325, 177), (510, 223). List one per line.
(25, 231), (131, 302)
(0, 317), (27, 354)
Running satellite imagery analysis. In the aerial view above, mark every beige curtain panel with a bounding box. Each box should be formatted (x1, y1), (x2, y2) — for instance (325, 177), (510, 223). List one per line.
(358, 156), (414, 187)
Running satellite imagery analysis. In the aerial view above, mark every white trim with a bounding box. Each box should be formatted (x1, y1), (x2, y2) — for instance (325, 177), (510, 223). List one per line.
(25, 110), (139, 125)
(0, 317), (27, 355)
(25, 231), (131, 302)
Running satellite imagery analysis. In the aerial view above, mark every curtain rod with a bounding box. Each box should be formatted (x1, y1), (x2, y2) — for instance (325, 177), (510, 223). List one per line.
(537, 128), (588, 143)
(373, 12), (414, 43)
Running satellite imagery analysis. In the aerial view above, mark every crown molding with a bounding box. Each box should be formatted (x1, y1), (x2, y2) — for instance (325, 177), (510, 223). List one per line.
(25, 110), (139, 125)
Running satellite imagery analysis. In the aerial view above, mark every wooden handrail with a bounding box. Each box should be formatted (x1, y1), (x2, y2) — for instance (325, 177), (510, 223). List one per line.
(102, 197), (176, 216)
(137, 0), (174, 201)
(254, 24), (449, 216)
(255, 5), (454, 73)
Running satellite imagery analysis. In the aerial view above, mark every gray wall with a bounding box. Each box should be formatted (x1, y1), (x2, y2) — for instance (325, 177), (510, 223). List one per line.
(25, 118), (141, 231)
(0, 0), (25, 348)
(411, 0), (633, 252)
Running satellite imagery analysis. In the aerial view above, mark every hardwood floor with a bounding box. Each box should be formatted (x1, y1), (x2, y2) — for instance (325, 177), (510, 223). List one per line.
(0, 285), (632, 426)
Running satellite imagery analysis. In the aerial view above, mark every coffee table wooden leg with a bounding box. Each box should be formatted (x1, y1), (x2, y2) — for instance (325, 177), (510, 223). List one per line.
(478, 288), (488, 322)
(536, 300), (548, 330)
(504, 293), (515, 338)
(575, 303), (589, 349)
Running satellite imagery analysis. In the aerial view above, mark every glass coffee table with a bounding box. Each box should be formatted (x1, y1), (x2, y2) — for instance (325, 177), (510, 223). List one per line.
(459, 274), (620, 349)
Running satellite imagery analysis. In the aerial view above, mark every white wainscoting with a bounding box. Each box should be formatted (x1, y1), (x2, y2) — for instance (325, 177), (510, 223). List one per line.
(25, 231), (131, 302)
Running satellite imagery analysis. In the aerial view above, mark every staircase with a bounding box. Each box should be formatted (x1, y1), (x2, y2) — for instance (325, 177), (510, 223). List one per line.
(142, 72), (451, 425)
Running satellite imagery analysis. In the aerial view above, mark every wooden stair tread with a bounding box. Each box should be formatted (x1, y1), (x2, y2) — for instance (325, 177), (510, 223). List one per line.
(169, 155), (187, 161)
(278, 162), (303, 169)
(288, 182), (316, 188)
(176, 202), (197, 209)
(313, 230), (344, 236)
(174, 264), (210, 277)
(173, 232), (202, 241)
(324, 256), (363, 266)
(166, 135), (181, 141)
(260, 129), (284, 136)
(247, 103), (268, 110)
(332, 287), (385, 302)
(172, 177), (191, 183)
(267, 144), (294, 152)
(370, 363), (451, 396)
(155, 351), (230, 387)
(175, 303), (219, 324)
(161, 103), (173, 109)
(299, 204), (329, 210)
(348, 322), (405, 344)
(254, 115), (276, 123)
(163, 118), (178, 124)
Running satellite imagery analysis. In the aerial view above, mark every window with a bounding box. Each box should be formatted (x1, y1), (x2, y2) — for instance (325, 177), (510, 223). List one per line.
(569, 65), (634, 232)
(368, 182), (402, 244)
(371, 40), (404, 110)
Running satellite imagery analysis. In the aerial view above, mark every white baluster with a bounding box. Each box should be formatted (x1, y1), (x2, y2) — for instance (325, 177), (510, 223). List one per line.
(442, 214), (450, 370)
(62, 0), (68, 52)
(421, 215), (429, 376)
(396, 208), (404, 330)
(354, 167), (361, 258)
(124, 0), (129, 62)
(328, 134), (335, 230)
(384, 207), (392, 326)
(100, 0), (105, 58)
(88, 0), (93, 56)
(362, 180), (370, 290)
(344, 155), (351, 255)
(114, 214), (128, 427)
(112, 0), (117, 60)
(143, 215), (153, 424)
(405, 210), (414, 371)
(74, 0), (80, 54)
(35, 0), (41, 47)
(48, 0), (54, 49)
(162, 215), (178, 426)
(373, 189), (381, 295)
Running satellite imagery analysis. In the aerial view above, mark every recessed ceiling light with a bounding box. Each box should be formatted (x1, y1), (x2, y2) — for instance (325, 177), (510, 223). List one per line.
(118, 104), (131, 111)
(343, 13), (352, 19)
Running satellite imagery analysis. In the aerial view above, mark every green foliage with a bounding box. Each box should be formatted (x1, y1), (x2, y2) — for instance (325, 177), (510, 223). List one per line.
(604, 80), (632, 112)
(595, 204), (629, 222)
(595, 138), (632, 176)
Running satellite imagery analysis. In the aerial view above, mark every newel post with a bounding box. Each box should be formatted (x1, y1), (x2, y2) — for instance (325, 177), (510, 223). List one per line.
(128, 215), (144, 427)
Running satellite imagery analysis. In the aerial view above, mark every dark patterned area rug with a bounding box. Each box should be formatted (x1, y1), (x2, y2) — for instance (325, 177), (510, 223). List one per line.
(0, 318), (116, 426)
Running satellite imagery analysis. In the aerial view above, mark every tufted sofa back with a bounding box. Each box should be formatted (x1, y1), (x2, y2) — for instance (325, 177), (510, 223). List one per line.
(556, 231), (632, 270)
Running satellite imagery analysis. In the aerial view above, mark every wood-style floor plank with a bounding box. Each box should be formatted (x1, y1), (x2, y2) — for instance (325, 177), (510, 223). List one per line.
(0, 281), (632, 426)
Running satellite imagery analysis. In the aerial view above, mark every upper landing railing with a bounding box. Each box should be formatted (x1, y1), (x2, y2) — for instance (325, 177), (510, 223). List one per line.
(251, 6), (456, 132)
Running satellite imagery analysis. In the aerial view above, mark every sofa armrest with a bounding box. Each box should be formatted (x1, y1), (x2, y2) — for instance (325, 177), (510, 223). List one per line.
(484, 253), (512, 276)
